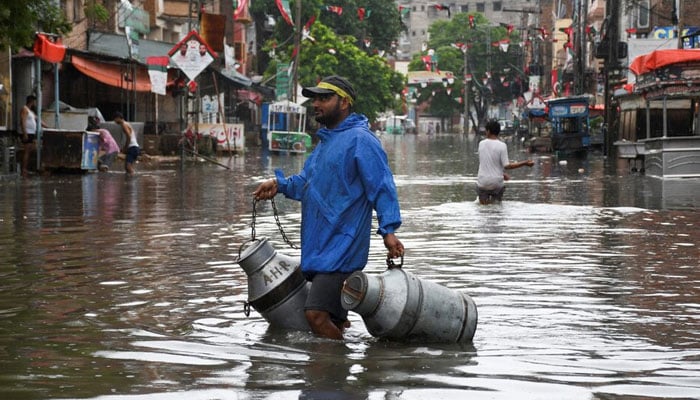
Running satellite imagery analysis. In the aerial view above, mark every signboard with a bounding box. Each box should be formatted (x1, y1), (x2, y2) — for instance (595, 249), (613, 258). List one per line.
(269, 100), (305, 114)
(186, 123), (245, 152)
(269, 131), (311, 153)
(81, 132), (100, 170)
(276, 63), (290, 101)
(118, 7), (150, 35)
(200, 13), (226, 52)
(169, 31), (217, 81)
(550, 103), (588, 117)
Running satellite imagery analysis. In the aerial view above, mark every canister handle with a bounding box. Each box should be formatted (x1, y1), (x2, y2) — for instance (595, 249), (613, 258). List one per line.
(386, 255), (404, 270)
(237, 238), (260, 260)
(243, 301), (251, 317)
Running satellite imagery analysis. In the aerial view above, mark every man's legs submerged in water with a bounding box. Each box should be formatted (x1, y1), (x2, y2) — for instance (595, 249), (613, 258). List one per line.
(304, 272), (352, 340)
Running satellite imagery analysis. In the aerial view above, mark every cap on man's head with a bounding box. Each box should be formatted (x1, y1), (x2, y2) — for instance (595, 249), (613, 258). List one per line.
(302, 75), (356, 105)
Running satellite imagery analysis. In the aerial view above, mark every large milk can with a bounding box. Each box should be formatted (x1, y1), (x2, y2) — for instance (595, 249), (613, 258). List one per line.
(237, 238), (310, 331)
(341, 265), (478, 343)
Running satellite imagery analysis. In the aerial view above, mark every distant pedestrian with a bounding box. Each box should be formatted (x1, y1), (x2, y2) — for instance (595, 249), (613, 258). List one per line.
(476, 119), (534, 205)
(88, 117), (119, 171)
(19, 95), (47, 178)
(113, 112), (139, 175)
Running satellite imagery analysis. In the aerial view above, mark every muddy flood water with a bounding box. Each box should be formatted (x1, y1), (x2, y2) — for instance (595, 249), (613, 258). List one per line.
(1, 133), (699, 400)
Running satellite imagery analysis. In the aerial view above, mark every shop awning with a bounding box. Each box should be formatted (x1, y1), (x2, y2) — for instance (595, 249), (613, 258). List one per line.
(217, 66), (252, 87)
(630, 49), (700, 75)
(72, 55), (152, 92)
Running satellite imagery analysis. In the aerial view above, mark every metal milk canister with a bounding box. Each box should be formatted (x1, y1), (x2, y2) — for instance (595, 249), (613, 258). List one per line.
(237, 237), (310, 331)
(341, 262), (478, 343)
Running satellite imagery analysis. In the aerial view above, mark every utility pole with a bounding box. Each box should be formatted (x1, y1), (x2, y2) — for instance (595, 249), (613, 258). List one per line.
(463, 46), (470, 134)
(676, 0), (684, 49)
(603, 0), (621, 157)
(291, 0), (302, 102)
(573, 0), (587, 95)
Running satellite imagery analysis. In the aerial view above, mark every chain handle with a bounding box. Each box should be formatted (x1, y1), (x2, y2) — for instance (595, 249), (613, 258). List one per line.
(249, 198), (299, 250)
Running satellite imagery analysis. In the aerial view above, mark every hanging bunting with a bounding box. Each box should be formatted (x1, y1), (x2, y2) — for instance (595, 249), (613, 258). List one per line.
(421, 55), (432, 71)
(552, 68), (561, 96)
(146, 56), (169, 95)
(433, 4), (451, 18)
(358, 8), (366, 21)
(302, 15), (317, 42)
(324, 6), (343, 16)
(234, 0), (249, 20)
(275, 0), (294, 26)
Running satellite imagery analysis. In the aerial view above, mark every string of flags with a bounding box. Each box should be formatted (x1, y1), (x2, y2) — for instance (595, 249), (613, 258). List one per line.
(432, 4), (451, 18)
(275, 3), (377, 25)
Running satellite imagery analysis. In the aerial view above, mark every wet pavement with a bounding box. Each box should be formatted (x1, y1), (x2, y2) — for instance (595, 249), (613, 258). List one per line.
(0, 133), (699, 400)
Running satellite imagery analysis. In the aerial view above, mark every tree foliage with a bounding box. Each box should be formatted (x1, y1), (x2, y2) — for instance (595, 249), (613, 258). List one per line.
(250, 0), (402, 57)
(408, 12), (524, 127)
(0, 0), (72, 51)
(297, 23), (404, 122)
(250, 1), (404, 122)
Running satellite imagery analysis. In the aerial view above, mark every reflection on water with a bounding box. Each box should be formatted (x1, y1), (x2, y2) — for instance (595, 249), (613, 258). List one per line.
(0, 134), (698, 400)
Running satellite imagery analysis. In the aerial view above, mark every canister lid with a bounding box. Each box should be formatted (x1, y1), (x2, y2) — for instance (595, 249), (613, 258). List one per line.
(237, 238), (276, 274)
(341, 271), (368, 311)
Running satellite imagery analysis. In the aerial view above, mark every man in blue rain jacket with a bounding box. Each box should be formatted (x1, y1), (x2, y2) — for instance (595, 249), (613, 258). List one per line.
(253, 75), (404, 340)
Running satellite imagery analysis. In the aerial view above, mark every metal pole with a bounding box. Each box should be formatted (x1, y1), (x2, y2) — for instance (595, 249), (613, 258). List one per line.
(604, 0), (621, 157)
(291, 0), (302, 102)
(54, 63), (60, 128)
(35, 58), (42, 171)
(464, 46), (470, 135)
(677, 0), (684, 49)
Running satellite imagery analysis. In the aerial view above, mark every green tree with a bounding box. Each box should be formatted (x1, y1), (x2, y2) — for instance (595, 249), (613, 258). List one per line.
(408, 12), (523, 129)
(316, 0), (402, 54)
(0, 0), (72, 51)
(252, 1), (405, 122)
(297, 23), (404, 122)
(250, 0), (402, 76)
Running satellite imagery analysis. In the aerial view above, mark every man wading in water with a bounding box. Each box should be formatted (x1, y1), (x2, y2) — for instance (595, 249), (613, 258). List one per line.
(253, 75), (404, 340)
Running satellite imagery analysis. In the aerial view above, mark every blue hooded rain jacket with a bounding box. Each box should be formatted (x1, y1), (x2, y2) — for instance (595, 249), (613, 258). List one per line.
(275, 113), (402, 275)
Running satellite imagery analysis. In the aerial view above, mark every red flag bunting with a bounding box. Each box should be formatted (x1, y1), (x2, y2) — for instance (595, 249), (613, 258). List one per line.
(275, 0), (294, 26)
(325, 6), (343, 15)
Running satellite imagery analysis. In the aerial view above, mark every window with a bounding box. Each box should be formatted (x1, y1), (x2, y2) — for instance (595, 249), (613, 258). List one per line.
(476, 3), (485, 12)
(637, 0), (650, 29)
(461, 5), (469, 12)
(493, 2), (502, 11)
(73, 0), (82, 22)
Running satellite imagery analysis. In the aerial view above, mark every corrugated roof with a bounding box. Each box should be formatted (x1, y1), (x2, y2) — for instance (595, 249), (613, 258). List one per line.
(87, 31), (175, 65)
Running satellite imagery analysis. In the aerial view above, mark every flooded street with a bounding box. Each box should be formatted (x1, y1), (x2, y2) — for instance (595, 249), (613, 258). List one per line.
(1, 133), (699, 400)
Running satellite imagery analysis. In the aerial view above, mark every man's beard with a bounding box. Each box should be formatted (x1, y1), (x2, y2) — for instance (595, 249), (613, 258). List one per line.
(314, 101), (342, 127)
